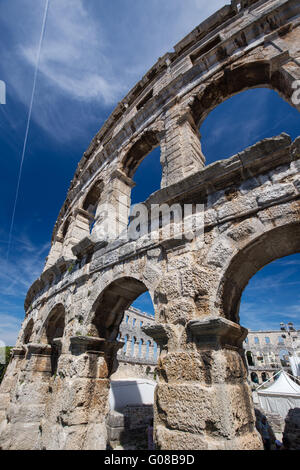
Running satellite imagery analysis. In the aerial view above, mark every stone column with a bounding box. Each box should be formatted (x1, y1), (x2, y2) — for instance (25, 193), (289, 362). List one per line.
(44, 235), (64, 270)
(161, 106), (205, 188)
(0, 344), (52, 450)
(93, 169), (135, 242)
(0, 348), (25, 438)
(40, 336), (123, 450)
(62, 209), (94, 259)
(144, 318), (263, 450)
(141, 342), (147, 360)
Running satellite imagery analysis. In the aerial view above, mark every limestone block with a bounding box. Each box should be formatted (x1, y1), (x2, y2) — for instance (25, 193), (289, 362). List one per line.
(156, 383), (230, 436)
(206, 238), (233, 268)
(257, 183), (295, 206)
(7, 404), (45, 425)
(159, 352), (213, 384)
(226, 217), (265, 244)
(155, 425), (209, 450)
(156, 272), (181, 301)
(4, 422), (40, 450)
(163, 299), (196, 324)
(82, 423), (107, 450)
(217, 197), (257, 222)
(258, 200), (300, 227)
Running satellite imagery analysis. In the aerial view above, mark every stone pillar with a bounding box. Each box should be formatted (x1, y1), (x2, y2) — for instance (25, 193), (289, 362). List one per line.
(0, 348), (25, 437)
(0, 344), (52, 450)
(161, 106), (205, 188)
(39, 336), (123, 450)
(93, 169), (135, 242)
(62, 209), (93, 259)
(141, 342), (147, 360)
(144, 318), (263, 450)
(44, 235), (64, 270)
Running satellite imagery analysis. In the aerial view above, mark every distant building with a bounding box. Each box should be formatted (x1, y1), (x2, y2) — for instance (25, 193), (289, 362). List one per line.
(243, 323), (300, 386)
(111, 306), (158, 380)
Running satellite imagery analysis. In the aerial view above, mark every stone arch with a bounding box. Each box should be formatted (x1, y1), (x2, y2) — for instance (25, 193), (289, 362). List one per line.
(40, 304), (66, 375)
(219, 221), (300, 323)
(41, 304), (66, 344)
(89, 277), (150, 342)
(62, 216), (72, 239)
(81, 179), (104, 233)
(246, 350), (255, 366)
(121, 130), (162, 179)
(251, 371), (259, 384)
(190, 59), (300, 131)
(82, 180), (104, 213)
(23, 318), (34, 344)
(262, 372), (269, 382)
(146, 340), (151, 360)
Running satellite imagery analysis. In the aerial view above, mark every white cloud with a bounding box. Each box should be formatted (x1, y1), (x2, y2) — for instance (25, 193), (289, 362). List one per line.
(0, 0), (227, 140)
(20, 0), (124, 105)
(0, 232), (48, 298)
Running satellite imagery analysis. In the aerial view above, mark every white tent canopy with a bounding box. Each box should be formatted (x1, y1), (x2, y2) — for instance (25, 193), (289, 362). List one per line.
(109, 379), (156, 411)
(257, 370), (300, 418)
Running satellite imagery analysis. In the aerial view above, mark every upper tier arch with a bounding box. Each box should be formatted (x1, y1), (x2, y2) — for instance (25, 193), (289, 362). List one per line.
(43, 0), (300, 270)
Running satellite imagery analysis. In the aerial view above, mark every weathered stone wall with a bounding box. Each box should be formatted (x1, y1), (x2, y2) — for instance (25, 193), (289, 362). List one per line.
(0, 0), (300, 450)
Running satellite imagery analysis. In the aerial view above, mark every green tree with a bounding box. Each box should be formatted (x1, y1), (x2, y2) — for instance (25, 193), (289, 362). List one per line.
(0, 347), (13, 384)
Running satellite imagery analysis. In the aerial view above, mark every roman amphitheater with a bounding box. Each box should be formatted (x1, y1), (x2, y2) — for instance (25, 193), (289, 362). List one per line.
(0, 0), (300, 450)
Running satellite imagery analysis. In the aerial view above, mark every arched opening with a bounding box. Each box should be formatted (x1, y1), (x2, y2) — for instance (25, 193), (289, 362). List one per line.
(62, 216), (71, 239)
(189, 58), (300, 167)
(23, 319), (34, 344)
(90, 277), (157, 450)
(251, 372), (259, 384)
(90, 277), (148, 340)
(121, 132), (162, 230)
(41, 304), (65, 376)
(246, 351), (255, 367)
(122, 131), (161, 180)
(82, 180), (104, 233)
(221, 224), (300, 323)
(199, 88), (300, 165)
(262, 372), (268, 382)
(220, 222), (300, 445)
(130, 147), (162, 206)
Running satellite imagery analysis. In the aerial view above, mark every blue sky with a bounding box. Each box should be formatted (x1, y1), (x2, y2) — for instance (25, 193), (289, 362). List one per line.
(0, 0), (299, 346)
